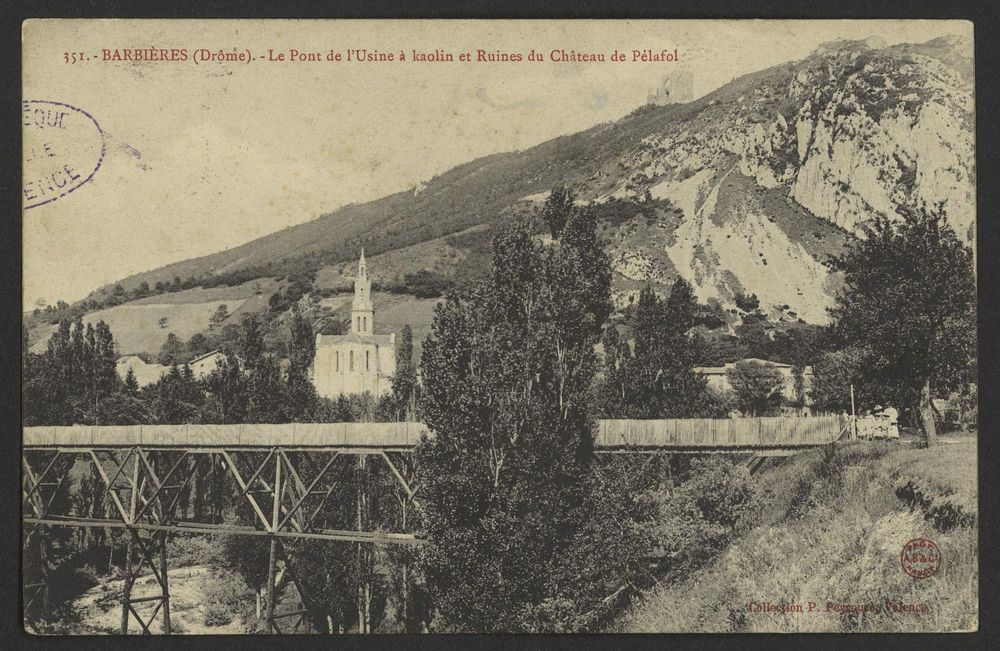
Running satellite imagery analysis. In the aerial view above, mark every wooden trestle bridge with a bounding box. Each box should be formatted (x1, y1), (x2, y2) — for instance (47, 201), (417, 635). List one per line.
(22, 415), (846, 634)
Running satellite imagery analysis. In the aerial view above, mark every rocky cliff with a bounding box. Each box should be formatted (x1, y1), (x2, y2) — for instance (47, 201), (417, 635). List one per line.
(578, 35), (973, 322)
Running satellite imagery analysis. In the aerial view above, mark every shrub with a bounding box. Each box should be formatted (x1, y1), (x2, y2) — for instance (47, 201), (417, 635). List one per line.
(644, 456), (762, 572)
(201, 567), (257, 629)
(734, 291), (760, 312)
(203, 601), (234, 627)
(71, 564), (101, 591)
(170, 535), (221, 568)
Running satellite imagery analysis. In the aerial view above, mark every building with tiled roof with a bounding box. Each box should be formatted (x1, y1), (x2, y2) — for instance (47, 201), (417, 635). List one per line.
(694, 357), (814, 405)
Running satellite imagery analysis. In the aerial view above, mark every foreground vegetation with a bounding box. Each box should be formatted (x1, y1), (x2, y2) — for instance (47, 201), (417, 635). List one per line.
(620, 440), (978, 633)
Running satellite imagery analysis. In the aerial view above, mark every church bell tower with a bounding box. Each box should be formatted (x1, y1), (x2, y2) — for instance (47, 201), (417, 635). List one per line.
(351, 249), (374, 335)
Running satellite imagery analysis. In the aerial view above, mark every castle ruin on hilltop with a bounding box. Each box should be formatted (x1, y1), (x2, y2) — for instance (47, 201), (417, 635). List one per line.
(647, 70), (695, 106)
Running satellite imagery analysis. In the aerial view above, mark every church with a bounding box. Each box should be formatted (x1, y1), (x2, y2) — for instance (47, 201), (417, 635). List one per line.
(312, 250), (396, 398)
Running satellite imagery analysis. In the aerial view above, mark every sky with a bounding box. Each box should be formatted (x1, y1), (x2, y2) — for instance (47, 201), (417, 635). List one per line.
(22, 19), (972, 309)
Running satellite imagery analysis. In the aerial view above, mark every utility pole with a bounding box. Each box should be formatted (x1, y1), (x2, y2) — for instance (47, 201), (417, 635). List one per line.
(850, 384), (857, 440)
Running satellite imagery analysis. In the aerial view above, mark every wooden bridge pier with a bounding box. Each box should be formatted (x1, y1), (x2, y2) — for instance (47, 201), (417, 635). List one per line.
(22, 416), (845, 634)
(22, 427), (427, 634)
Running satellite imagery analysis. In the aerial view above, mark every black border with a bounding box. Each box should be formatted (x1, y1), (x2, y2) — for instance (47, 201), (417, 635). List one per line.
(2, 2), (998, 650)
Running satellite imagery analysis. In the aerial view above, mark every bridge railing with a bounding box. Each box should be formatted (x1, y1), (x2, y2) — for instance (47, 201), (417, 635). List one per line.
(22, 422), (431, 448)
(23, 415), (847, 450)
(594, 414), (847, 449)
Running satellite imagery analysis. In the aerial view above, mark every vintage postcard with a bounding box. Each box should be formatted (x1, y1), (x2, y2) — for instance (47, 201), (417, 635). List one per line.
(22, 19), (977, 634)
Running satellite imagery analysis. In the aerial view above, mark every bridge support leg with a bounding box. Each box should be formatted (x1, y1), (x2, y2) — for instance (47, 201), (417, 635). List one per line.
(357, 454), (372, 634)
(264, 538), (279, 632)
(121, 453), (140, 635)
(118, 451), (174, 635)
(22, 451), (70, 626)
(121, 530), (172, 634)
(23, 529), (50, 625)
(265, 449), (282, 633)
(381, 451), (422, 632)
(120, 532), (132, 634)
(745, 456), (769, 476)
(159, 531), (172, 634)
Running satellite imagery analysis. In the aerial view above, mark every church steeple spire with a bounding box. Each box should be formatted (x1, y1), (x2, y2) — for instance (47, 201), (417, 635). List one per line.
(351, 249), (374, 335)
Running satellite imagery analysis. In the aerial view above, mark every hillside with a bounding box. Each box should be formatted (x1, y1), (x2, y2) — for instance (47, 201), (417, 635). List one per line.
(620, 439), (978, 633)
(37, 35), (972, 349)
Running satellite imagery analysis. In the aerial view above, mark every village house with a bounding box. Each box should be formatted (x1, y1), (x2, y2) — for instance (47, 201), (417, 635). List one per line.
(694, 357), (814, 407)
(188, 350), (224, 377)
(115, 349), (227, 387)
(115, 355), (169, 387)
(311, 250), (396, 398)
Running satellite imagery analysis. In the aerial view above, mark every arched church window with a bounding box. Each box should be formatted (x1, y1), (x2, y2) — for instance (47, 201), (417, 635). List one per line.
(350, 350), (354, 371)
(366, 350), (370, 370)
(335, 350), (339, 371)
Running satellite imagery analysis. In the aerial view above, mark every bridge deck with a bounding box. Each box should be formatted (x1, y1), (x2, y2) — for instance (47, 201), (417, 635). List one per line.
(23, 415), (845, 451)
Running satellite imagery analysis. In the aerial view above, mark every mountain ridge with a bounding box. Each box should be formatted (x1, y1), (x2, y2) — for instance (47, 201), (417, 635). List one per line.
(73, 36), (974, 326)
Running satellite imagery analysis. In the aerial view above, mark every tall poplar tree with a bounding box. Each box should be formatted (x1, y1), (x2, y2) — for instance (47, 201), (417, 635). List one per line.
(286, 306), (318, 421)
(624, 279), (708, 418)
(597, 325), (631, 417)
(417, 203), (643, 631)
(240, 314), (286, 423)
(391, 324), (418, 419)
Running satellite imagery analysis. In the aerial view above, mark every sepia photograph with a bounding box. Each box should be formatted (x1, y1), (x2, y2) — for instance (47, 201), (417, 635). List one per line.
(21, 18), (978, 635)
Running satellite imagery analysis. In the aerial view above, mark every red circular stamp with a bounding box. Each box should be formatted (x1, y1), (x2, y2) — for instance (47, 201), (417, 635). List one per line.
(900, 538), (941, 578)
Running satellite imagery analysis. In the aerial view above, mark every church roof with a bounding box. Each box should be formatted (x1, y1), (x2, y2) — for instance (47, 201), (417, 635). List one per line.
(317, 332), (394, 347)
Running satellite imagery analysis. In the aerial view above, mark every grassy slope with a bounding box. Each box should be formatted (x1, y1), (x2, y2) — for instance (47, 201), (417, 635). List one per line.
(620, 440), (978, 633)
(26, 282), (274, 356)
(314, 224), (490, 289)
(127, 280), (274, 306)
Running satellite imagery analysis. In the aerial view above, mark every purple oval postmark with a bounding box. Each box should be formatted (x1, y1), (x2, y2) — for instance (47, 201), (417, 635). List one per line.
(23, 100), (105, 209)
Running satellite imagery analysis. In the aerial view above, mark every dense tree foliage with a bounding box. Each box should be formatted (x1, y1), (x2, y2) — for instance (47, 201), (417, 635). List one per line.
(24, 318), (126, 425)
(726, 360), (786, 416)
(417, 193), (650, 631)
(379, 270), (455, 299)
(827, 206), (976, 444)
(597, 325), (632, 417)
(390, 325), (419, 420)
(25, 311), (335, 428)
(599, 280), (725, 418)
(809, 346), (869, 413)
(643, 456), (762, 572)
(156, 332), (186, 366)
(286, 306), (319, 421)
(542, 185), (576, 239)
